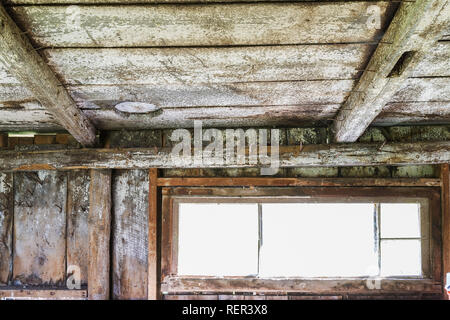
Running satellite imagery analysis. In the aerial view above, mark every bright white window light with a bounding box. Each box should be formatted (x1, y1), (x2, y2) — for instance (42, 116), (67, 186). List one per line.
(380, 203), (421, 238)
(177, 203), (259, 276)
(259, 203), (377, 277)
(380, 203), (422, 277)
(176, 201), (424, 278)
(381, 240), (422, 276)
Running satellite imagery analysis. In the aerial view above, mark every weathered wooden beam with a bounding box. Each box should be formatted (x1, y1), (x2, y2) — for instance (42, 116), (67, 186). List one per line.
(333, 0), (449, 142)
(161, 277), (442, 295)
(441, 164), (450, 300)
(88, 169), (111, 300)
(0, 173), (13, 285)
(0, 141), (449, 171)
(148, 168), (159, 300)
(112, 170), (149, 300)
(67, 170), (90, 287)
(156, 177), (441, 188)
(0, 4), (96, 146)
(0, 289), (87, 300)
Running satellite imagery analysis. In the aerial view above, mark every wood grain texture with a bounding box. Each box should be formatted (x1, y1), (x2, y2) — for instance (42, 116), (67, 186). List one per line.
(4, 0), (393, 5)
(0, 288), (87, 300)
(3, 96), (449, 131)
(88, 169), (111, 300)
(148, 168), (158, 300)
(0, 66), (21, 84)
(0, 107), (61, 131)
(0, 4), (96, 145)
(0, 173), (13, 285)
(375, 101), (450, 125)
(11, 2), (395, 47)
(69, 80), (355, 109)
(112, 170), (148, 300)
(13, 171), (67, 286)
(84, 105), (339, 130)
(67, 170), (90, 286)
(333, 0), (449, 142)
(43, 45), (374, 85)
(410, 42), (450, 77)
(0, 141), (450, 171)
(162, 277), (441, 295)
(0, 85), (32, 101)
(156, 177), (441, 187)
(390, 77), (450, 102)
(441, 164), (450, 299)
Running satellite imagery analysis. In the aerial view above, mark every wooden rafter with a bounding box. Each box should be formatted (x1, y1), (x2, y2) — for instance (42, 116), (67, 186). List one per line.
(0, 4), (96, 146)
(333, 0), (449, 142)
(0, 141), (449, 171)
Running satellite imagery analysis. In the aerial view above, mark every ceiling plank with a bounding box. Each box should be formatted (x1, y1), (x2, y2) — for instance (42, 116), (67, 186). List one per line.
(0, 141), (449, 171)
(10, 2), (395, 47)
(0, 4), (96, 146)
(333, 0), (449, 142)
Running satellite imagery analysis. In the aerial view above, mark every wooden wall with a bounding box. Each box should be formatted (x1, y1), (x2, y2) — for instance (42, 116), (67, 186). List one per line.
(0, 126), (448, 299)
(0, 169), (150, 299)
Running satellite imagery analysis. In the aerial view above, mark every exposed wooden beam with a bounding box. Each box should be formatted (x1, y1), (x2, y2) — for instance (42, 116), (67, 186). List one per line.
(161, 277), (441, 295)
(0, 4), (96, 146)
(0, 173), (13, 285)
(88, 169), (111, 300)
(0, 289), (87, 300)
(156, 177), (441, 188)
(333, 0), (449, 142)
(0, 141), (449, 171)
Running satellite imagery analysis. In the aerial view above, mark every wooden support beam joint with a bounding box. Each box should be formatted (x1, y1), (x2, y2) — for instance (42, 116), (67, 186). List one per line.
(0, 4), (96, 146)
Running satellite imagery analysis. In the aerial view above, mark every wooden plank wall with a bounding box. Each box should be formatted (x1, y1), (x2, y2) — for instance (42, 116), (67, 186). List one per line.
(0, 129), (449, 298)
(67, 170), (90, 286)
(0, 168), (151, 298)
(442, 164), (450, 299)
(0, 169), (91, 289)
(112, 170), (149, 300)
(13, 171), (67, 286)
(88, 169), (111, 300)
(0, 172), (13, 285)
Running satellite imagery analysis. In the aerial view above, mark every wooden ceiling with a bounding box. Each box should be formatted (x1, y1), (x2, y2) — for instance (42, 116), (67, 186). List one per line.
(0, 0), (449, 140)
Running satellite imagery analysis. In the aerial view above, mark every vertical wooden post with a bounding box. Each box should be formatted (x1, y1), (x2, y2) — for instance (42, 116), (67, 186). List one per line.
(441, 164), (450, 300)
(148, 168), (159, 300)
(88, 169), (112, 300)
(112, 170), (149, 300)
(0, 172), (13, 285)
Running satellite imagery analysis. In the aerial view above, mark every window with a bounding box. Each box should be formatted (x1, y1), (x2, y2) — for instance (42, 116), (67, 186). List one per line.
(161, 187), (441, 295)
(176, 202), (425, 278)
(177, 203), (259, 276)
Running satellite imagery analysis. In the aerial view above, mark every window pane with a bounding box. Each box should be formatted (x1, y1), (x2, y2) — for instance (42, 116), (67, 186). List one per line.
(177, 203), (259, 276)
(380, 239), (422, 276)
(259, 203), (377, 277)
(380, 203), (420, 238)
